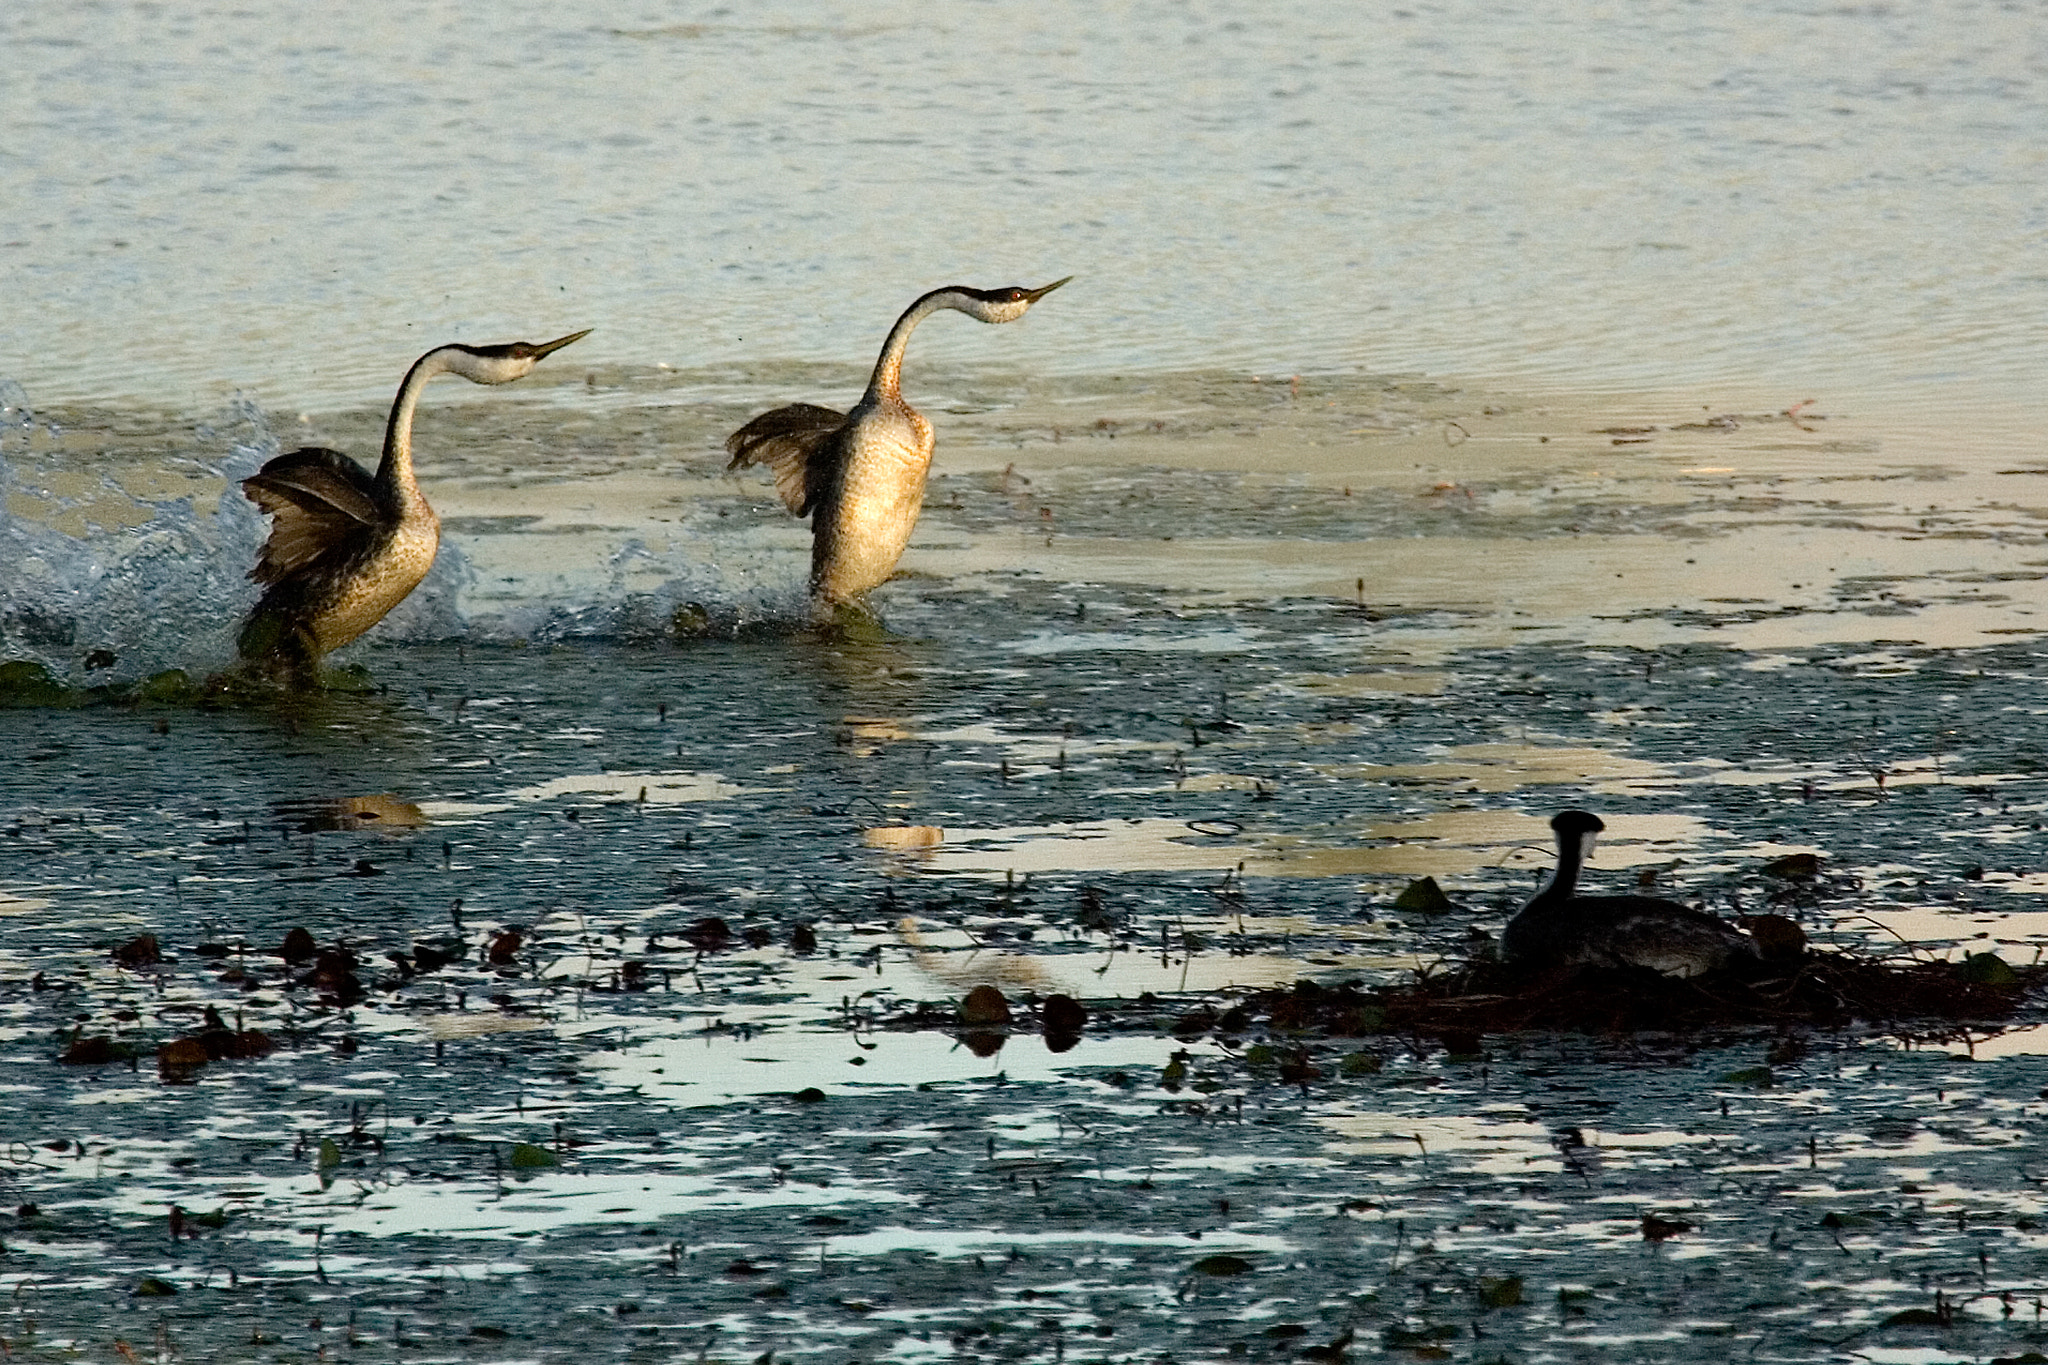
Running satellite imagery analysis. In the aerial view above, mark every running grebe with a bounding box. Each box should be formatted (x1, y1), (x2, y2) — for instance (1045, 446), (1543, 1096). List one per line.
(237, 331), (588, 680)
(1502, 810), (1759, 978)
(725, 280), (1070, 618)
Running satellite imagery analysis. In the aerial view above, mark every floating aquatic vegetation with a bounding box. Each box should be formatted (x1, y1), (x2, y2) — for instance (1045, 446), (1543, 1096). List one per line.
(1228, 947), (2046, 1043)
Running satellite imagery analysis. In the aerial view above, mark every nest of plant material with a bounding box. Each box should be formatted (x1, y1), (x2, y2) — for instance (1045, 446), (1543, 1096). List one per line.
(1237, 945), (2045, 1044)
(875, 945), (2042, 1061)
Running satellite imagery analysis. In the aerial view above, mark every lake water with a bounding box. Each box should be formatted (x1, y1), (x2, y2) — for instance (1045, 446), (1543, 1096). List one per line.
(6, 3), (2048, 1361)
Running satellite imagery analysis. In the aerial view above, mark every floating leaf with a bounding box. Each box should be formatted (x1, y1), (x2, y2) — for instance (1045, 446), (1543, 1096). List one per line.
(316, 1139), (342, 1169)
(1190, 1254), (1253, 1276)
(1760, 852), (1823, 880)
(1393, 876), (1455, 913)
(1719, 1066), (1774, 1088)
(156, 1038), (209, 1082)
(134, 1277), (178, 1296)
(1041, 994), (1087, 1037)
(959, 985), (1011, 1026)
(1340, 1051), (1384, 1077)
(60, 1035), (132, 1066)
(508, 1142), (558, 1169)
(792, 1087), (826, 1104)
(1478, 1275), (1523, 1308)
(1959, 952), (2019, 986)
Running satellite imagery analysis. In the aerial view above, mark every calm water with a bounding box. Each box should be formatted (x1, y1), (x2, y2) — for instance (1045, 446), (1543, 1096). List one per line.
(7, 3), (2048, 1361)
(3, 0), (2046, 409)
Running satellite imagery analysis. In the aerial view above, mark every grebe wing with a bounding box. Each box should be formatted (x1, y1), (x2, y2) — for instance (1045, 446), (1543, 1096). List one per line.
(724, 402), (845, 517)
(242, 448), (384, 586)
(1595, 897), (1758, 975)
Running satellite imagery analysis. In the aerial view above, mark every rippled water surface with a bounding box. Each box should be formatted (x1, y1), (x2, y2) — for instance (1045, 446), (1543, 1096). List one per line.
(7, 3), (2048, 1362)
(4, 0), (2047, 409)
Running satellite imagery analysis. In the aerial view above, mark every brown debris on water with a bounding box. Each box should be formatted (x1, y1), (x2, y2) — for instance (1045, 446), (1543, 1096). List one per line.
(113, 934), (160, 968)
(303, 945), (364, 1007)
(1641, 1213), (1694, 1242)
(1042, 993), (1087, 1052)
(61, 1033), (132, 1066)
(279, 927), (316, 964)
(157, 1037), (210, 1083)
(682, 917), (732, 952)
(195, 1006), (274, 1060)
(959, 985), (1012, 1026)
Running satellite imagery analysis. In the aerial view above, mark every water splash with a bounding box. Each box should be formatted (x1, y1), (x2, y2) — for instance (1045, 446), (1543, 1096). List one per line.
(0, 384), (816, 682)
(0, 386), (275, 682)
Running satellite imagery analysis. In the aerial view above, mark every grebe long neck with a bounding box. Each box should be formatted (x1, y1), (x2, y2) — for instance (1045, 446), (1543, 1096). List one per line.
(1536, 828), (1591, 904)
(864, 289), (958, 404)
(375, 348), (457, 496)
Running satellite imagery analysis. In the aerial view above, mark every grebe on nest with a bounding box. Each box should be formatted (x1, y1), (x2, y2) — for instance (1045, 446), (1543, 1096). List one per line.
(1502, 810), (1760, 978)
(237, 331), (588, 680)
(725, 279), (1070, 619)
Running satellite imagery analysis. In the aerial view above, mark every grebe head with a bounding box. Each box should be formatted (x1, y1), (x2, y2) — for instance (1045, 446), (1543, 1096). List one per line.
(946, 278), (1072, 325)
(1551, 808), (1606, 861)
(442, 329), (591, 386)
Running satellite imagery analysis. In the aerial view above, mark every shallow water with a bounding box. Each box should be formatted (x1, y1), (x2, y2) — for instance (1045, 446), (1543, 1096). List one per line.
(11, 365), (2048, 1364)
(8, 2), (2048, 1361)
(7, 574), (2048, 1358)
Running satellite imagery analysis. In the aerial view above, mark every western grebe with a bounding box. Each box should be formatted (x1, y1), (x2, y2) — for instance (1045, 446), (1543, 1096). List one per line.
(1502, 810), (1759, 978)
(725, 280), (1069, 617)
(237, 331), (588, 679)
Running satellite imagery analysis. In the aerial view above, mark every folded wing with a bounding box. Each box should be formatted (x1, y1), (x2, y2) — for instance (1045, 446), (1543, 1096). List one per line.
(725, 403), (846, 517)
(242, 448), (386, 585)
